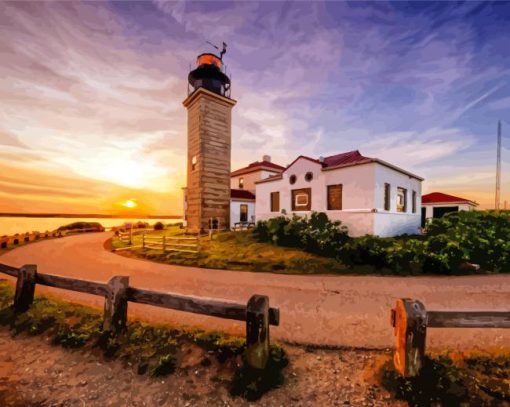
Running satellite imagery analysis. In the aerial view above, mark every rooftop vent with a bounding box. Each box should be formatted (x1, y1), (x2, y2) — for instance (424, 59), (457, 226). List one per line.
(262, 155), (271, 162)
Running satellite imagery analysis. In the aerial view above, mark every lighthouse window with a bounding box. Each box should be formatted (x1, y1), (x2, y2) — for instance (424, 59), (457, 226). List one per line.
(239, 177), (244, 189)
(191, 155), (197, 171)
(289, 175), (297, 185)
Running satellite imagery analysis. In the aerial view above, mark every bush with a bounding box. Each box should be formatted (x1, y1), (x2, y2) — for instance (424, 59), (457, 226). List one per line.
(339, 235), (393, 268)
(254, 212), (348, 257)
(427, 211), (510, 272)
(57, 222), (104, 232)
(153, 222), (165, 231)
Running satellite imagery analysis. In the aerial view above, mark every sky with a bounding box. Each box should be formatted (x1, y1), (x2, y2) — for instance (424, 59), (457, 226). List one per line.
(0, 1), (509, 215)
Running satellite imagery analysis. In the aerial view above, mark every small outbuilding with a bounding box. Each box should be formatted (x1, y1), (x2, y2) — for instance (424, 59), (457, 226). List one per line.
(421, 192), (478, 226)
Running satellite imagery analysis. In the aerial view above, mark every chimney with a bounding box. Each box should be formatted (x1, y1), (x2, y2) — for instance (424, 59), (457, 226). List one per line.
(319, 156), (325, 163)
(262, 154), (271, 162)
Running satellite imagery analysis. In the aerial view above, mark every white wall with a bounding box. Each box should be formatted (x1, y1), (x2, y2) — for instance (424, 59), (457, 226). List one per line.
(231, 170), (279, 193)
(255, 158), (423, 237)
(230, 200), (255, 228)
(373, 164), (422, 236)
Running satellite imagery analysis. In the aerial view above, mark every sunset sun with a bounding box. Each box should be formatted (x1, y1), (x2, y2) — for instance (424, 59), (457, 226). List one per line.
(122, 199), (137, 209)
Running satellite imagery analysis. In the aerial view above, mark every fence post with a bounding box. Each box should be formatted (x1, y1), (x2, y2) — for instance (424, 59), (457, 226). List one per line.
(14, 264), (37, 313)
(245, 294), (270, 369)
(391, 298), (427, 377)
(162, 235), (166, 252)
(103, 276), (129, 334)
(142, 233), (145, 249)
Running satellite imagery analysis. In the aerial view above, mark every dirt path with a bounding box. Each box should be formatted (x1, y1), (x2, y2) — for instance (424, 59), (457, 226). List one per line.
(0, 329), (402, 407)
(0, 232), (509, 349)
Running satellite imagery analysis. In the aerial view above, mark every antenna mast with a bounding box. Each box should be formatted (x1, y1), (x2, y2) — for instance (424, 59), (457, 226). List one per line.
(495, 120), (502, 210)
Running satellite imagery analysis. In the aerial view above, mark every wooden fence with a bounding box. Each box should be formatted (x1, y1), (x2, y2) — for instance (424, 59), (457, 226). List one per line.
(141, 234), (200, 254)
(0, 263), (278, 369)
(391, 298), (510, 377)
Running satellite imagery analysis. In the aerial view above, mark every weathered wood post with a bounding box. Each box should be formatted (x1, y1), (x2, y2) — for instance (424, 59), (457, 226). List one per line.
(162, 235), (166, 252)
(14, 264), (37, 313)
(103, 276), (129, 334)
(142, 233), (145, 249)
(391, 298), (427, 377)
(245, 294), (270, 369)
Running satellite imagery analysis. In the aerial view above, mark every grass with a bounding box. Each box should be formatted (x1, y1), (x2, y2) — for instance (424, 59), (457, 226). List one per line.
(0, 279), (288, 400)
(112, 226), (359, 275)
(379, 351), (510, 406)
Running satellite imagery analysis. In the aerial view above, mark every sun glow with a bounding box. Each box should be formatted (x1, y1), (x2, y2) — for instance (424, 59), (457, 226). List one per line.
(122, 199), (137, 209)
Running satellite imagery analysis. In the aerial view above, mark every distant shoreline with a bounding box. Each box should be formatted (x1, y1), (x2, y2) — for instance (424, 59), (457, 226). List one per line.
(0, 213), (182, 219)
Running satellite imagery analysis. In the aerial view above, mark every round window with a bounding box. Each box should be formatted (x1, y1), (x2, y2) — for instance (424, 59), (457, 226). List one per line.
(305, 172), (313, 182)
(289, 175), (297, 185)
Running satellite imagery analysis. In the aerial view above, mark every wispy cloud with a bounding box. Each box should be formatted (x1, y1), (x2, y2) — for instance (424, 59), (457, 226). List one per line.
(0, 1), (508, 212)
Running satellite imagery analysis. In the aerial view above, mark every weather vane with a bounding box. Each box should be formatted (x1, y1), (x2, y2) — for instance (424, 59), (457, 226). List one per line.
(206, 41), (227, 60)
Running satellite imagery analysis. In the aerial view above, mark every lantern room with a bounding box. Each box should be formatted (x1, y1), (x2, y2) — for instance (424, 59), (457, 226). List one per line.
(188, 53), (231, 98)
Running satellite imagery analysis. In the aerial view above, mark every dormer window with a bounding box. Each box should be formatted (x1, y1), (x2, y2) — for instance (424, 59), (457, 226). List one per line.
(239, 177), (244, 189)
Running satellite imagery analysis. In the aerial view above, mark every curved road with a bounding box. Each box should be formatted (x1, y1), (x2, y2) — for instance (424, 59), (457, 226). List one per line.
(1, 233), (509, 349)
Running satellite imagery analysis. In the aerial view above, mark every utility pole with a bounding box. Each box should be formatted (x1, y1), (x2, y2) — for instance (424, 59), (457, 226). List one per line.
(495, 120), (502, 210)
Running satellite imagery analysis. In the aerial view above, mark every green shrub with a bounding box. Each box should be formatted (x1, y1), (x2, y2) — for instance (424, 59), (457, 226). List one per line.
(153, 222), (165, 230)
(427, 211), (510, 272)
(338, 235), (393, 268)
(57, 222), (103, 232)
(253, 212), (348, 257)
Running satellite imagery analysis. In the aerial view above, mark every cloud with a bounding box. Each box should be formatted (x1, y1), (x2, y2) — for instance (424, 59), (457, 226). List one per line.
(0, 1), (508, 213)
(360, 127), (476, 169)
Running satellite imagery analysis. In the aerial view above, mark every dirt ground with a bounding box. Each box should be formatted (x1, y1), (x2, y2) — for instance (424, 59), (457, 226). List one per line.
(0, 329), (404, 407)
(2, 232), (509, 349)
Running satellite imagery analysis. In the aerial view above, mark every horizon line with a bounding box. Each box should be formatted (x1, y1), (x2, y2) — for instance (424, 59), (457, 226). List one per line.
(0, 213), (182, 219)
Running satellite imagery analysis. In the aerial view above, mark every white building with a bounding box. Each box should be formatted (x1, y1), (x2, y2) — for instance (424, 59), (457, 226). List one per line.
(421, 192), (478, 226)
(182, 155), (285, 229)
(255, 150), (423, 237)
(229, 156), (284, 228)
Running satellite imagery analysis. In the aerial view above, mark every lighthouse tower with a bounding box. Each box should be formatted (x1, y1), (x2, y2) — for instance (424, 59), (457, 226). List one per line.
(183, 51), (236, 233)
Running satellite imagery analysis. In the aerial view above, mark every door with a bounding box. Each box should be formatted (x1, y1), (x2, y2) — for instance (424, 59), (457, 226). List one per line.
(240, 204), (248, 222)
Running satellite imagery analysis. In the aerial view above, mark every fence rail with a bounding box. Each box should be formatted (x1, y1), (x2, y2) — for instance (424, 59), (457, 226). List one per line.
(141, 234), (200, 253)
(390, 298), (510, 377)
(0, 262), (279, 369)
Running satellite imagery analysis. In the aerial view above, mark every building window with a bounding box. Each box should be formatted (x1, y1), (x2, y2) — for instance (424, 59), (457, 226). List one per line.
(191, 155), (197, 171)
(270, 192), (280, 212)
(412, 190), (417, 213)
(240, 204), (248, 222)
(384, 183), (391, 211)
(327, 184), (342, 210)
(292, 188), (311, 211)
(239, 177), (244, 189)
(397, 187), (407, 213)
(289, 174), (297, 185)
(305, 172), (313, 182)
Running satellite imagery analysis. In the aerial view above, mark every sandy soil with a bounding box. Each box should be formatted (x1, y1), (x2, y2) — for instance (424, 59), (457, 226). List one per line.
(0, 329), (403, 407)
(1, 232), (509, 349)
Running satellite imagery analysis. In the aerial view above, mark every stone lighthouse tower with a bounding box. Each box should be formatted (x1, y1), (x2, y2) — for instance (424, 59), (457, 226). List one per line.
(183, 50), (236, 233)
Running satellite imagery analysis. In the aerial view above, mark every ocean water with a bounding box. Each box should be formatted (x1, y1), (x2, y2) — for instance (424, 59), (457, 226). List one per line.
(0, 217), (180, 236)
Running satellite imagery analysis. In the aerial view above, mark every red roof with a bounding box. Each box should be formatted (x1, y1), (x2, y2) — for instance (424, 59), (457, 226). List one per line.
(255, 149), (424, 184)
(422, 192), (478, 206)
(322, 150), (370, 168)
(230, 189), (255, 200)
(231, 160), (285, 177)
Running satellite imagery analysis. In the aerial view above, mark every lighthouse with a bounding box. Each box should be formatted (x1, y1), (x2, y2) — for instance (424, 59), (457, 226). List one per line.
(183, 50), (236, 233)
